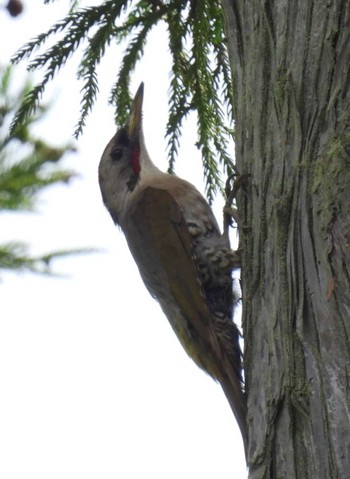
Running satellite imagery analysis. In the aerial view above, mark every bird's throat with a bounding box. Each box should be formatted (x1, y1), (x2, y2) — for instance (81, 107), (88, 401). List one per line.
(130, 144), (141, 175)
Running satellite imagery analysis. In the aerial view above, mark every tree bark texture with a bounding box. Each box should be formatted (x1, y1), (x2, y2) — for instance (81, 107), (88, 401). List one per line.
(221, 1), (350, 477)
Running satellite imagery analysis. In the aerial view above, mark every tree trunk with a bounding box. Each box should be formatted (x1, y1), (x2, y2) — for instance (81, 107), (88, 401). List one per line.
(221, 1), (350, 477)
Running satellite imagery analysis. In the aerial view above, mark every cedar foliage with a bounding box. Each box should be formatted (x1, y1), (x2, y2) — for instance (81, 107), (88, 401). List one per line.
(0, 64), (84, 275)
(11, 0), (234, 201)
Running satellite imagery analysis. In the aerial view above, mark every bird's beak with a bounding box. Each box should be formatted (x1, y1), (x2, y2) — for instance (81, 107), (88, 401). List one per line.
(127, 82), (144, 141)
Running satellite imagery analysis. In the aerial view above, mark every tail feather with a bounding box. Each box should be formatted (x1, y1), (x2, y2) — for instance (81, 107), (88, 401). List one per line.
(220, 374), (247, 460)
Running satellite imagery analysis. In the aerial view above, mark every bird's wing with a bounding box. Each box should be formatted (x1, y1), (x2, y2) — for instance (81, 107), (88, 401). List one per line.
(125, 186), (223, 374)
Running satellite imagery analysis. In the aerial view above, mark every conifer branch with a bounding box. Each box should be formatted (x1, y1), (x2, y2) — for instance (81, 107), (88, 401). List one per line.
(11, 0), (235, 200)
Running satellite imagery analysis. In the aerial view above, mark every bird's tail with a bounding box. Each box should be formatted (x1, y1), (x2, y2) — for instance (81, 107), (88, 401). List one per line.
(220, 373), (248, 460)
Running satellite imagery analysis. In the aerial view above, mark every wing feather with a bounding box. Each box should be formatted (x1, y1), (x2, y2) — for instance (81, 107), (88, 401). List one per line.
(124, 186), (224, 374)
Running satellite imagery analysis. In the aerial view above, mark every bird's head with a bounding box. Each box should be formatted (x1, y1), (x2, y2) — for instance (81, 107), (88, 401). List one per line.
(99, 82), (156, 224)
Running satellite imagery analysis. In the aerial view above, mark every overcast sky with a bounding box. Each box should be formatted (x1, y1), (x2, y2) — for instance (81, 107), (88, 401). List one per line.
(0, 2), (247, 477)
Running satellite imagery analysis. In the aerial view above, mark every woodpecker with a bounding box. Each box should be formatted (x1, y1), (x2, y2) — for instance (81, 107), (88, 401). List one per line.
(99, 83), (247, 455)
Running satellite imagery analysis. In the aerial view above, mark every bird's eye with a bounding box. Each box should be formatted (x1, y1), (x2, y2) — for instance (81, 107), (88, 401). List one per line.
(110, 146), (123, 161)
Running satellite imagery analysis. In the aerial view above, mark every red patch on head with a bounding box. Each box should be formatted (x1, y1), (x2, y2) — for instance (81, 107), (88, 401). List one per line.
(131, 144), (141, 175)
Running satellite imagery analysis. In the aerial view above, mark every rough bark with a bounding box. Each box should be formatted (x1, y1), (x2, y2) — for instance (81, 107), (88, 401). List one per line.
(220, 1), (350, 477)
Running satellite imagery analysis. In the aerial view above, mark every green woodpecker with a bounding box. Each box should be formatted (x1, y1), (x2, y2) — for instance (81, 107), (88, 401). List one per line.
(99, 83), (247, 455)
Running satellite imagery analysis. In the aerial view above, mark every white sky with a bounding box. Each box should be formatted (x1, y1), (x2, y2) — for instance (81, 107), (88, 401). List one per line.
(0, 1), (247, 477)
